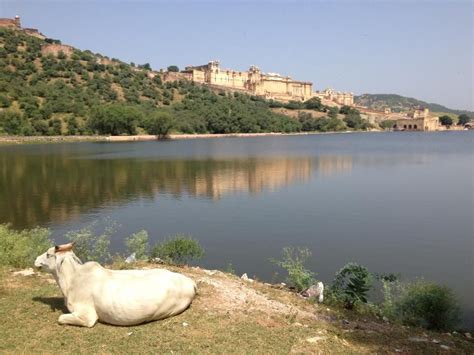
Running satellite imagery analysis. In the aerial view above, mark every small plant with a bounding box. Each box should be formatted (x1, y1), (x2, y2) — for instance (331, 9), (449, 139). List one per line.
(224, 262), (236, 275)
(150, 235), (204, 265)
(271, 247), (315, 292)
(65, 220), (117, 263)
(0, 224), (52, 268)
(331, 262), (372, 309)
(125, 230), (149, 261)
(395, 281), (461, 330)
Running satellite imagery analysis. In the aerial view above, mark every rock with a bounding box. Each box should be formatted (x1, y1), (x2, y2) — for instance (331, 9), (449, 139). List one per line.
(432, 339), (440, 344)
(382, 316), (389, 323)
(408, 337), (429, 342)
(465, 332), (472, 339)
(150, 257), (164, 264)
(240, 273), (254, 283)
(301, 282), (324, 303)
(125, 253), (136, 264)
(13, 268), (35, 276)
(342, 319), (350, 325)
(182, 322), (188, 327)
(394, 349), (402, 353)
(203, 270), (218, 276)
(440, 345), (450, 350)
(127, 332), (133, 336)
(306, 336), (327, 343)
(292, 322), (303, 327)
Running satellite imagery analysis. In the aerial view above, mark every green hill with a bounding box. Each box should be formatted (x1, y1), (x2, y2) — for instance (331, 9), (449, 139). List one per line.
(0, 28), (305, 136)
(355, 94), (473, 117)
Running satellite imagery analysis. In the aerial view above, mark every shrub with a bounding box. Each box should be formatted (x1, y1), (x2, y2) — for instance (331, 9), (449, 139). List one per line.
(167, 65), (179, 72)
(0, 110), (30, 135)
(0, 224), (52, 268)
(439, 115), (453, 126)
(331, 262), (373, 309)
(457, 114), (471, 126)
(379, 120), (396, 130)
(271, 247), (315, 292)
(395, 281), (461, 330)
(65, 221), (117, 263)
(150, 235), (204, 265)
(145, 111), (174, 138)
(125, 230), (149, 261)
(0, 94), (10, 108)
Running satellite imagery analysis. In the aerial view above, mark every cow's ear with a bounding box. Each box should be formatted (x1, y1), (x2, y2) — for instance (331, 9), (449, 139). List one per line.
(55, 243), (74, 253)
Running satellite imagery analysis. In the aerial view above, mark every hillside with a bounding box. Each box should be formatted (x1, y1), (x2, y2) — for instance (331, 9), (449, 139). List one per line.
(0, 28), (306, 136)
(355, 94), (473, 117)
(0, 28), (378, 137)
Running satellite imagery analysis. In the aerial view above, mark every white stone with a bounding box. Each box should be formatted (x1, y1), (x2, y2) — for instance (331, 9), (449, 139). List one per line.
(465, 332), (472, 339)
(440, 345), (450, 350)
(408, 337), (428, 342)
(182, 322), (188, 327)
(301, 282), (324, 303)
(13, 268), (35, 276)
(125, 253), (136, 263)
(306, 336), (327, 343)
(240, 273), (254, 283)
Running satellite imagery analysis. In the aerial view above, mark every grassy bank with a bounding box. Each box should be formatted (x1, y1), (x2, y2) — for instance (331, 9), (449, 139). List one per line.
(1, 264), (473, 354)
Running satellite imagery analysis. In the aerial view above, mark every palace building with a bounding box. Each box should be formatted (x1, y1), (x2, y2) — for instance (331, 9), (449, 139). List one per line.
(182, 61), (313, 102)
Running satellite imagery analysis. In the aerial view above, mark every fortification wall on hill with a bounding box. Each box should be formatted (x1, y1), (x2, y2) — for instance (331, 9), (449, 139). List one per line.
(41, 44), (74, 57)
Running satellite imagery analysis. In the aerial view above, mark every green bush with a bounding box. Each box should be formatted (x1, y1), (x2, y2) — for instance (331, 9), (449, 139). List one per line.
(150, 235), (204, 265)
(379, 120), (396, 130)
(439, 115), (453, 126)
(0, 224), (52, 268)
(145, 111), (174, 138)
(331, 262), (373, 309)
(125, 230), (149, 261)
(271, 247), (315, 292)
(65, 221), (117, 263)
(395, 281), (461, 330)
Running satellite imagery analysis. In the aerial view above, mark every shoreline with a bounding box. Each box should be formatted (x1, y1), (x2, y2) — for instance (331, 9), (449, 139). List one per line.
(0, 131), (366, 145)
(0, 129), (469, 145)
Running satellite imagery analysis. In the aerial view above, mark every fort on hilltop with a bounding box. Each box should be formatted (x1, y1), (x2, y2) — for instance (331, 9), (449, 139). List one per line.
(164, 60), (354, 104)
(0, 15), (46, 40)
(172, 60), (314, 102)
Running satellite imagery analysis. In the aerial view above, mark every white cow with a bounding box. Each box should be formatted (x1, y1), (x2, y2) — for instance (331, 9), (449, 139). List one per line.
(34, 242), (196, 327)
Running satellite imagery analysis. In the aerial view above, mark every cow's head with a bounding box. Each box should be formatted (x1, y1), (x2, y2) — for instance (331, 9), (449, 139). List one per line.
(34, 242), (75, 274)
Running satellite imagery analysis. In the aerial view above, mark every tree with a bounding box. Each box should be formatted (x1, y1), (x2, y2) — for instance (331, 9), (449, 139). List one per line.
(167, 65), (179, 72)
(303, 97), (323, 111)
(88, 104), (142, 135)
(0, 110), (30, 135)
(0, 94), (10, 108)
(379, 120), (396, 130)
(327, 106), (339, 119)
(439, 115), (453, 126)
(457, 114), (471, 126)
(145, 111), (174, 138)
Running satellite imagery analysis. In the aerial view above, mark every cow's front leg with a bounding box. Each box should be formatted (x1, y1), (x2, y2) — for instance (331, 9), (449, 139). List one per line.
(58, 311), (98, 328)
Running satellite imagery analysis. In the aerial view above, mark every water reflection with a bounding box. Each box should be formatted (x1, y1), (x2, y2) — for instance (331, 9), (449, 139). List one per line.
(0, 151), (355, 228)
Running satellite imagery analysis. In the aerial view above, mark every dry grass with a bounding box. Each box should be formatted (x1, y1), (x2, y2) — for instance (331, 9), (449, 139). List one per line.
(0, 265), (472, 354)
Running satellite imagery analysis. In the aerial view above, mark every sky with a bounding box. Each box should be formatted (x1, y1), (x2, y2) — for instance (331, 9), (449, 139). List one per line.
(1, 0), (473, 110)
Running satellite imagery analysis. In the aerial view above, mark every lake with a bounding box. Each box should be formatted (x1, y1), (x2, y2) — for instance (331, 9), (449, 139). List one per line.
(1, 131), (473, 327)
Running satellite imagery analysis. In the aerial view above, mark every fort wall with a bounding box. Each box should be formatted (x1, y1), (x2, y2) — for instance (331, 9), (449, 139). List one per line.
(183, 61), (313, 101)
(41, 44), (74, 57)
(0, 16), (21, 29)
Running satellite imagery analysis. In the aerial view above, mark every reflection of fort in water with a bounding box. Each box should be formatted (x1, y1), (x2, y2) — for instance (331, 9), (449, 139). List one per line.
(0, 152), (353, 228)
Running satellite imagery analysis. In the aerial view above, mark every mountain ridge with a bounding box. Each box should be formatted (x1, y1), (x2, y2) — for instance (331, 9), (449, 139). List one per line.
(355, 93), (473, 116)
